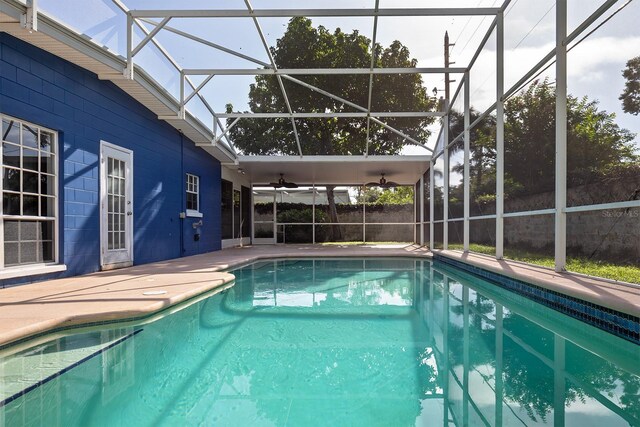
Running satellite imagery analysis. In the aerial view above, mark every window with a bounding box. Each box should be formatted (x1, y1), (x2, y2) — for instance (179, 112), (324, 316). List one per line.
(186, 173), (200, 216)
(1, 116), (57, 267)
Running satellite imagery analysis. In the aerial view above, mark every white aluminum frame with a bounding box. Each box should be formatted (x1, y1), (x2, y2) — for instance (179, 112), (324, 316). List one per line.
(430, 0), (635, 280)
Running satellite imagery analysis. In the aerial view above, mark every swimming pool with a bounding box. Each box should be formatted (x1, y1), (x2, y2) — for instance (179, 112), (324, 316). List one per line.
(0, 258), (638, 426)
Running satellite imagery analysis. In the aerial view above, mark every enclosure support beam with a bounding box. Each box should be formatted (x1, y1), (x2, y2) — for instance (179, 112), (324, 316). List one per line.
(364, 0), (380, 157)
(244, 0), (303, 157)
(130, 8), (502, 19)
(20, 0), (37, 31)
(430, 161), (435, 250)
(420, 174), (425, 246)
(443, 117), (449, 250)
(183, 67), (466, 75)
(555, 0), (568, 272)
(495, 11), (505, 259)
(463, 72), (470, 252)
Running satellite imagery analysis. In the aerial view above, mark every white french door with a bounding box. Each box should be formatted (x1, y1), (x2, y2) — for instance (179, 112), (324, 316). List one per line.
(100, 142), (133, 269)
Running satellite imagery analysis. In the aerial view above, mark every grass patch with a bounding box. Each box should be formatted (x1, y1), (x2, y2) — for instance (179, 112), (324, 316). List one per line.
(447, 243), (640, 284)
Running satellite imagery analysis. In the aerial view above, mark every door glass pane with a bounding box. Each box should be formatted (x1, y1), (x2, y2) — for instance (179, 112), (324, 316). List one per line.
(106, 156), (126, 250)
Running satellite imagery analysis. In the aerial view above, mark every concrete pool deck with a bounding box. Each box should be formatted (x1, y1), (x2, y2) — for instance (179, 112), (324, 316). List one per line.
(0, 244), (638, 348)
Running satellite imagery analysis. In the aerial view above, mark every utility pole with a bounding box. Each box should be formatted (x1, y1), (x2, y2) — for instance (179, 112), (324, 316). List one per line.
(445, 31), (450, 102)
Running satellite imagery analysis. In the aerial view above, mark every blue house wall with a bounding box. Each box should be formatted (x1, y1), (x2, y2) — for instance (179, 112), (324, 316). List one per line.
(0, 33), (221, 286)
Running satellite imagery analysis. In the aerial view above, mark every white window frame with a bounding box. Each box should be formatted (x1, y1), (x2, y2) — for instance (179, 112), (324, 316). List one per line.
(0, 114), (66, 279)
(185, 173), (202, 218)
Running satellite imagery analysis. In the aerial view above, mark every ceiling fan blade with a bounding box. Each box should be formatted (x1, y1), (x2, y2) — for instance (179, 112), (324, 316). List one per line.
(283, 182), (298, 188)
(270, 182), (283, 188)
(365, 182), (380, 187)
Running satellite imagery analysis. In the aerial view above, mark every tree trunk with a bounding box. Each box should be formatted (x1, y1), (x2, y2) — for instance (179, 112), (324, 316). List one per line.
(326, 185), (343, 241)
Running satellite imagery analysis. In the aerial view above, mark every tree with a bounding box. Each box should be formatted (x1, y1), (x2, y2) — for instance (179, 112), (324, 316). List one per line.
(503, 79), (636, 198)
(375, 186), (414, 205)
(227, 17), (436, 239)
(620, 56), (640, 115)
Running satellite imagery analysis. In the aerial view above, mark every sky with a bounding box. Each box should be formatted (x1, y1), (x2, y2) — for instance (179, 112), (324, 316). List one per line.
(37, 0), (640, 159)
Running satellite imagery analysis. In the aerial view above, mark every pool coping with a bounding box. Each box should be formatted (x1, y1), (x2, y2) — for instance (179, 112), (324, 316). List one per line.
(1, 244), (638, 349)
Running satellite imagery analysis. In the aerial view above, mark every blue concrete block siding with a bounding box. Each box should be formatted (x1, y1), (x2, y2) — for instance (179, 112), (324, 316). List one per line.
(0, 33), (221, 285)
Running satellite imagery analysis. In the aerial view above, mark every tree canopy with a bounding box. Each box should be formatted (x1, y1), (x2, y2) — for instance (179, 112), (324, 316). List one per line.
(620, 56), (640, 116)
(447, 79), (637, 214)
(226, 17), (436, 156)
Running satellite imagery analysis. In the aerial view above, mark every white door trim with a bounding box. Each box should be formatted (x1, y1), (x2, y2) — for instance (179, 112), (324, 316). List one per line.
(100, 141), (134, 270)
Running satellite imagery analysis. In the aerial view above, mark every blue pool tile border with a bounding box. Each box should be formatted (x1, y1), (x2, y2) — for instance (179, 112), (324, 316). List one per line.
(0, 329), (143, 408)
(433, 255), (640, 345)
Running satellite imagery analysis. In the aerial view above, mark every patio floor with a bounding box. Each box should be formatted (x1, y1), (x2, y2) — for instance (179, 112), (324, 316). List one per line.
(0, 244), (638, 350)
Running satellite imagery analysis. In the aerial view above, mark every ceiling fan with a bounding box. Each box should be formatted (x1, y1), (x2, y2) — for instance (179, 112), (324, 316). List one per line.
(270, 174), (298, 189)
(365, 173), (399, 189)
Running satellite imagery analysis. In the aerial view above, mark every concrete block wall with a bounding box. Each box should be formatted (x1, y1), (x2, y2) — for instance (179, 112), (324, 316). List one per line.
(0, 33), (221, 285)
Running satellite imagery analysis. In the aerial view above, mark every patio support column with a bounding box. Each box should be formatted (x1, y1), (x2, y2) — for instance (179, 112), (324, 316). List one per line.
(430, 161), (435, 249)
(312, 185), (316, 244)
(495, 10), (505, 259)
(463, 72), (470, 251)
(443, 113), (449, 250)
(555, 0), (568, 272)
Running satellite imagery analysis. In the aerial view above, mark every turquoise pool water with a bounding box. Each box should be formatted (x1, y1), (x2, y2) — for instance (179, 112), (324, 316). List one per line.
(0, 258), (638, 426)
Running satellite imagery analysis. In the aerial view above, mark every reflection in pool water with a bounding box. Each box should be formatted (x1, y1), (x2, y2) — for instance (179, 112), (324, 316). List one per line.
(0, 259), (638, 426)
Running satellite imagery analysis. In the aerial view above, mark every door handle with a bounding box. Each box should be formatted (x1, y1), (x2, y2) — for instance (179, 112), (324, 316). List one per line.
(127, 211), (133, 216)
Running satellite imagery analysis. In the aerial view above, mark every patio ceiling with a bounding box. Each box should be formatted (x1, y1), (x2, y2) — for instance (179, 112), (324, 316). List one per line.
(231, 155), (430, 186)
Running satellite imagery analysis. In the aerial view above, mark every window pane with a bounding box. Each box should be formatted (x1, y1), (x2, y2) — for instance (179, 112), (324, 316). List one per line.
(4, 242), (19, 265)
(22, 125), (38, 149)
(20, 242), (38, 263)
(3, 193), (20, 215)
(2, 142), (20, 167)
(23, 148), (38, 171)
(4, 220), (19, 241)
(40, 174), (54, 195)
(187, 192), (197, 210)
(23, 195), (38, 215)
(20, 221), (38, 240)
(41, 196), (55, 217)
(39, 131), (53, 153)
(3, 167), (20, 192)
(2, 119), (20, 144)
(23, 171), (38, 194)
(40, 152), (54, 174)
(41, 241), (54, 262)
(40, 221), (54, 241)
